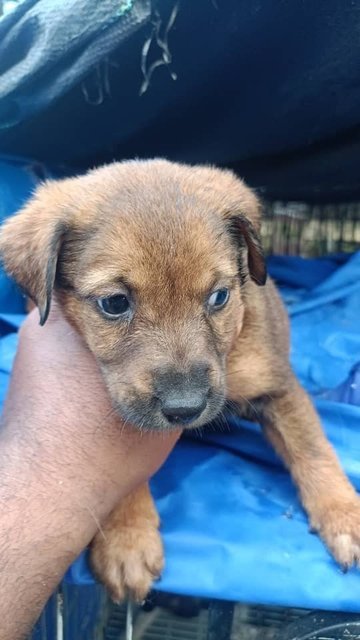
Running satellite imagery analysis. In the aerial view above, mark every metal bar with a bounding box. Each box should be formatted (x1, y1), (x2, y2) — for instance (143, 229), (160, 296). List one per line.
(207, 600), (234, 640)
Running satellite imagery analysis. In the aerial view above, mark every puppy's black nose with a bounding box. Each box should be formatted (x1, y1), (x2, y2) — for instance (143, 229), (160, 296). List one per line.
(154, 364), (210, 426)
(161, 395), (207, 425)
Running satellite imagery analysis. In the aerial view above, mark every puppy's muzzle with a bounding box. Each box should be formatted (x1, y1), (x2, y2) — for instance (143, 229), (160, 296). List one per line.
(154, 364), (210, 426)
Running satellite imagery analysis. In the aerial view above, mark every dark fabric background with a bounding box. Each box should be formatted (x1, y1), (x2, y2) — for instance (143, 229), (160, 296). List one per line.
(0, 0), (359, 201)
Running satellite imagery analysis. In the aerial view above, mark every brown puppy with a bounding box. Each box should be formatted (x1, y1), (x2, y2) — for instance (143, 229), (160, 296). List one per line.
(1, 159), (360, 603)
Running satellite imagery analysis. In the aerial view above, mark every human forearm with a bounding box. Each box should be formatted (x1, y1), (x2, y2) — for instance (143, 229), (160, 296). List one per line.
(0, 310), (179, 639)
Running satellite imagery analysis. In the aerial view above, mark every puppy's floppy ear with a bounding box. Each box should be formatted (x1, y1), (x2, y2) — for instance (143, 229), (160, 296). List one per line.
(214, 171), (267, 286)
(226, 212), (267, 286)
(228, 212), (267, 286)
(0, 183), (70, 325)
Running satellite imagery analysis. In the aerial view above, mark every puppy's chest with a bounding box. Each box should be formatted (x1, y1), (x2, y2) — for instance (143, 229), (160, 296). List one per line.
(225, 353), (275, 403)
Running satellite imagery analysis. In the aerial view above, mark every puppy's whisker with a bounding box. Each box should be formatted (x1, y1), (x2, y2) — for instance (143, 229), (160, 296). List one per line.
(226, 368), (249, 378)
(225, 395), (261, 420)
(213, 412), (232, 433)
(95, 405), (120, 435)
(72, 496), (107, 541)
(84, 504), (107, 541)
(193, 426), (204, 439)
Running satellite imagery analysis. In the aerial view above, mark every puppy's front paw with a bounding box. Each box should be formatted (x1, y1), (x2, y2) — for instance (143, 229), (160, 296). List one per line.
(90, 522), (164, 603)
(313, 499), (360, 570)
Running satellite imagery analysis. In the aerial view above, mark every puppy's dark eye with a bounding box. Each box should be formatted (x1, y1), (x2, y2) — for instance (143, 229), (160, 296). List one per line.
(97, 295), (130, 317)
(207, 287), (230, 311)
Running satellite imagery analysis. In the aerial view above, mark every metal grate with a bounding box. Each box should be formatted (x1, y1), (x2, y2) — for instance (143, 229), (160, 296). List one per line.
(262, 201), (360, 257)
(104, 602), (128, 639)
(230, 604), (309, 640)
(135, 608), (209, 640)
(237, 604), (309, 629)
(103, 598), (311, 640)
(105, 602), (208, 640)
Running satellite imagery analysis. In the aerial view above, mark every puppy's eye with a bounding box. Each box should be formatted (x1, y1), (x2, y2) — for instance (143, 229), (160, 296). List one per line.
(97, 295), (130, 318)
(207, 287), (230, 311)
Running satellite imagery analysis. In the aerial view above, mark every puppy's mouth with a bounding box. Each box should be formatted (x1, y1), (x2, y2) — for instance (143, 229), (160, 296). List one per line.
(112, 389), (225, 432)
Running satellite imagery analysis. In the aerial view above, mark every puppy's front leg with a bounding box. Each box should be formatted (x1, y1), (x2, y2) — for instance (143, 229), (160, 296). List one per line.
(90, 482), (163, 602)
(261, 376), (360, 569)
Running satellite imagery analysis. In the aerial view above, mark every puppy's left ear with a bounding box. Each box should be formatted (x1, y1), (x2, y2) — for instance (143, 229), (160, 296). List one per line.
(228, 212), (267, 286)
(0, 182), (70, 325)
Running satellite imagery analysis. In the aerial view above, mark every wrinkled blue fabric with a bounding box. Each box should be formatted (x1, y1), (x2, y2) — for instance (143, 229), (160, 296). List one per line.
(1, 159), (360, 611)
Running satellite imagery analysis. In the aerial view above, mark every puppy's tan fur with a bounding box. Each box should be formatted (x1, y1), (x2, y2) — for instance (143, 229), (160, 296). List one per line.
(1, 159), (360, 602)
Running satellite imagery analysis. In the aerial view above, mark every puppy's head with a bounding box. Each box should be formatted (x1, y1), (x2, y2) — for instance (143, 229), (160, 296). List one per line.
(0, 160), (266, 430)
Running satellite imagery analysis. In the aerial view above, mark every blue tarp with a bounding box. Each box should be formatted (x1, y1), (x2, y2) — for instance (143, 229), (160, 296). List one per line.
(1, 157), (360, 611)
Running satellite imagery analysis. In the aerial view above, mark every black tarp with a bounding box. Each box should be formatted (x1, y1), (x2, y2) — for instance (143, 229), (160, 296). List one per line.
(0, 0), (360, 201)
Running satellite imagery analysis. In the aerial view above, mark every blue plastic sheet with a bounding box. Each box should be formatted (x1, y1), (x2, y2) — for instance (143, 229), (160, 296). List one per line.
(1, 158), (360, 611)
